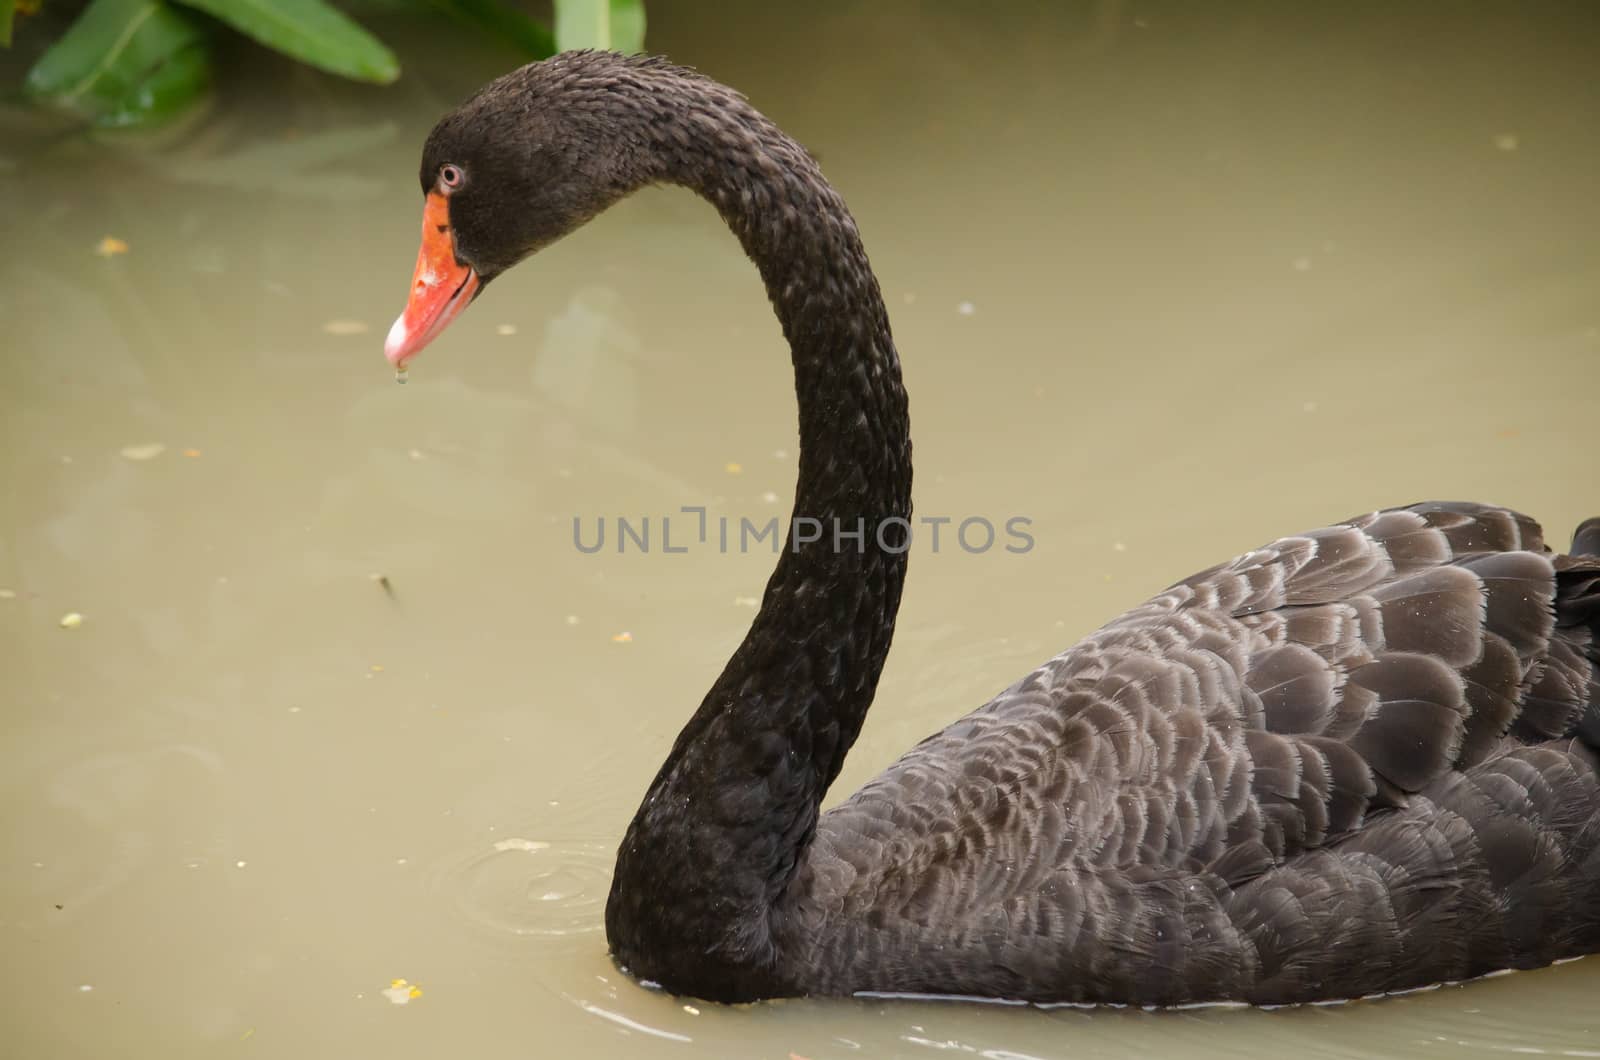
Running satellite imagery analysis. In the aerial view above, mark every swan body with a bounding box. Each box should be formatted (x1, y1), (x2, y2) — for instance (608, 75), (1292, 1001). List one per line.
(385, 51), (1600, 1006)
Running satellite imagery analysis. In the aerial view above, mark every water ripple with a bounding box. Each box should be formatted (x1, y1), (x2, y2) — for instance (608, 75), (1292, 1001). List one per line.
(443, 836), (613, 937)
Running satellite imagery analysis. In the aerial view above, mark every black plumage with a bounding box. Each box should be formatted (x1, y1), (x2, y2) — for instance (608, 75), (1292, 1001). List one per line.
(399, 52), (1600, 1006)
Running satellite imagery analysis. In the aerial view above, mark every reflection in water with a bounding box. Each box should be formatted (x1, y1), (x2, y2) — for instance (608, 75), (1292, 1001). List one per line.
(533, 285), (643, 428)
(38, 745), (227, 914)
(152, 122), (400, 201)
(571, 996), (696, 1044)
(2, 3), (1598, 1059)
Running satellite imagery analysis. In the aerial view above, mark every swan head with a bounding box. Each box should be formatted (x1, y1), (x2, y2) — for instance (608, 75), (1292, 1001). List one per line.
(385, 53), (659, 370)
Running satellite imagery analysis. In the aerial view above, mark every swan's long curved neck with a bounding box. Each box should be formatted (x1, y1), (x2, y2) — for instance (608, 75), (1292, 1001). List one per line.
(603, 75), (911, 992)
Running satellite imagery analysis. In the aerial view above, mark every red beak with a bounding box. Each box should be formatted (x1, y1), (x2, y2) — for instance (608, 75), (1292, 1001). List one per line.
(385, 191), (481, 369)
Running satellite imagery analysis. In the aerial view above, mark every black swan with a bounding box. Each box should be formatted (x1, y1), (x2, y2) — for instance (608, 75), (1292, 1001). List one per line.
(384, 51), (1600, 1006)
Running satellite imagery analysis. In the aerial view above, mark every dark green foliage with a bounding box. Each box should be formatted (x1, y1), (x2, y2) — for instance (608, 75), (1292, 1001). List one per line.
(173, 0), (399, 83)
(10, 0), (646, 130)
(23, 0), (213, 127)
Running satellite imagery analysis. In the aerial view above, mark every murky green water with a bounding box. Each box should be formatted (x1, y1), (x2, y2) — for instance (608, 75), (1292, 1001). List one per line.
(4, 3), (1599, 1058)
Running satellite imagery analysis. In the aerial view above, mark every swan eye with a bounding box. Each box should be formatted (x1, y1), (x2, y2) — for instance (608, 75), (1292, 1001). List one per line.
(439, 164), (465, 190)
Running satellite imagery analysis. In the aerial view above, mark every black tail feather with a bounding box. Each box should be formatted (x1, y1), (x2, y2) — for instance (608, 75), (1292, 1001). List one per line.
(1563, 519), (1600, 749)
(1573, 517), (1600, 558)
(1556, 519), (1600, 624)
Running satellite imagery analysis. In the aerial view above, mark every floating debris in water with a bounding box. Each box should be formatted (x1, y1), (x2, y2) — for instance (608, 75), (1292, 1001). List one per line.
(182, 449), (202, 458)
(1112, 541), (1128, 553)
(322, 319), (370, 336)
(734, 596), (759, 608)
(496, 323), (518, 336)
(1292, 257), (1312, 272)
(1493, 133), (1520, 152)
(564, 615), (581, 626)
(956, 300), (975, 316)
(383, 978), (423, 1004)
(58, 612), (84, 630)
(119, 442), (166, 461)
(94, 237), (129, 257)
(0, 589), (17, 600)
(724, 462), (743, 474)
(370, 573), (395, 599)
(611, 631), (633, 644)
(762, 491), (779, 504)
(395, 367), (409, 384)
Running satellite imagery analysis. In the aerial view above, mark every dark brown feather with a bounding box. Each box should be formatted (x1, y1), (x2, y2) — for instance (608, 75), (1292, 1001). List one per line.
(803, 502), (1600, 1003)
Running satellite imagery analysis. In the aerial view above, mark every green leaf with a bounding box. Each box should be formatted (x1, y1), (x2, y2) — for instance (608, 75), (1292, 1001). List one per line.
(3, 0), (16, 48)
(171, 0), (398, 83)
(24, 0), (211, 125)
(554, 0), (646, 53)
(96, 39), (212, 127)
(424, 0), (554, 58)
(609, 0), (645, 54)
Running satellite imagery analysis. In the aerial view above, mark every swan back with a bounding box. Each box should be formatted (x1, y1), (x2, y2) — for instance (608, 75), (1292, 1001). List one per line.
(794, 502), (1600, 1003)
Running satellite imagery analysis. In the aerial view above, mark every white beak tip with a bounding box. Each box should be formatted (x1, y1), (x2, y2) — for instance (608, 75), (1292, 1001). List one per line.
(384, 315), (411, 367)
